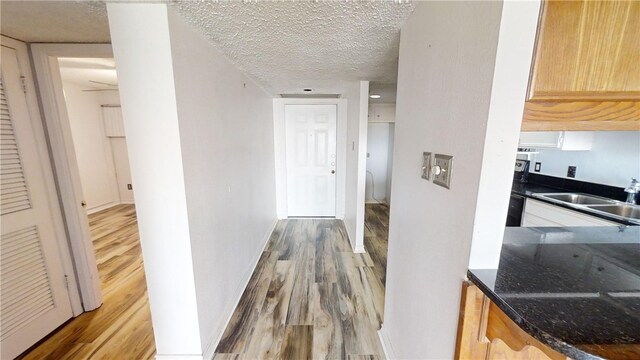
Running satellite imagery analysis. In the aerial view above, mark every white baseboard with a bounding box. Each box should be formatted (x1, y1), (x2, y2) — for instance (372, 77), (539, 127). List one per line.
(365, 200), (388, 204)
(86, 201), (119, 214)
(343, 219), (355, 251)
(86, 200), (135, 214)
(378, 327), (396, 360)
(201, 218), (279, 360)
(343, 220), (367, 253)
(155, 355), (203, 360)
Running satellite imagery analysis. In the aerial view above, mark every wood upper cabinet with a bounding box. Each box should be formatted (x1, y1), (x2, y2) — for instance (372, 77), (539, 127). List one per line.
(522, 0), (640, 131)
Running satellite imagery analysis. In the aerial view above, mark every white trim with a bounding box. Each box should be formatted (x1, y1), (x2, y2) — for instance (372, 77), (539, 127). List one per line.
(155, 355), (203, 360)
(86, 201), (120, 215)
(342, 219), (356, 252)
(201, 219), (279, 360)
(378, 327), (396, 360)
(365, 200), (388, 205)
(85, 200), (134, 215)
(30, 43), (115, 313)
(353, 81), (370, 254)
(273, 98), (347, 220)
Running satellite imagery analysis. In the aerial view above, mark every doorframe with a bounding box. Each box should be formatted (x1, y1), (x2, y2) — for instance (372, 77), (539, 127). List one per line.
(273, 98), (347, 219)
(30, 43), (114, 313)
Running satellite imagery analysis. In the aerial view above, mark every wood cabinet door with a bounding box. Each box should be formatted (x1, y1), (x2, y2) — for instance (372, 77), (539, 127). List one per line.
(522, 1), (640, 131)
(529, 1), (640, 101)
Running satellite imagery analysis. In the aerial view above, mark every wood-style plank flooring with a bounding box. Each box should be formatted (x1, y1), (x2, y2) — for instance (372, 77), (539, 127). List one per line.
(214, 204), (390, 359)
(18, 204), (155, 360)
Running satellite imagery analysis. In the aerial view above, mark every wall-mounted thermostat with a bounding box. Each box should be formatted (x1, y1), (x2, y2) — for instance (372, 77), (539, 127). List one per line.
(432, 154), (453, 189)
(422, 152), (432, 180)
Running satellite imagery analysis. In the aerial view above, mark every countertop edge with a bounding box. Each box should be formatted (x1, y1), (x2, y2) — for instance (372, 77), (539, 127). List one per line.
(466, 270), (606, 360)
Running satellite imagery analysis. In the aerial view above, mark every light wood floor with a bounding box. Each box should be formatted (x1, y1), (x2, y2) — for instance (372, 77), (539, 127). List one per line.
(214, 204), (390, 359)
(18, 204), (155, 360)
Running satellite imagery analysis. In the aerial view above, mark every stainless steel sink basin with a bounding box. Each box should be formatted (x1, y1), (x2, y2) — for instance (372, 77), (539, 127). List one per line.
(587, 204), (640, 221)
(537, 193), (616, 205)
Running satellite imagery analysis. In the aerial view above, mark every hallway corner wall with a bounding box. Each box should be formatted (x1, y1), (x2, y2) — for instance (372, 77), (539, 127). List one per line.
(167, 7), (278, 358)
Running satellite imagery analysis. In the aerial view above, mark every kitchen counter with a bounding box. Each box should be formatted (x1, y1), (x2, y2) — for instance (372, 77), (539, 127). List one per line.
(468, 226), (640, 360)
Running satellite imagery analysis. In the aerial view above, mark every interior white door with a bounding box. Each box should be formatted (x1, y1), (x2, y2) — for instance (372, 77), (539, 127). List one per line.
(285, 104), (337, 217)
(1, 45), (73, 359)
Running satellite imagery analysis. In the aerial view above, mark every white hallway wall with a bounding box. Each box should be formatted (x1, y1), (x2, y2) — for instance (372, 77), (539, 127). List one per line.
(62, 81), (122, 212)
(108, 3), (277, 358)
(167, 7), (277, 356)
(529, 131), (640, 188)
(381, 1), (538, 358)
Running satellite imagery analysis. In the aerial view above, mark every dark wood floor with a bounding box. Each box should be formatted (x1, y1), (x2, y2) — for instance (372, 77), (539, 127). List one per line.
(214, 204), (390, 359)
(19, 204), (155, 360)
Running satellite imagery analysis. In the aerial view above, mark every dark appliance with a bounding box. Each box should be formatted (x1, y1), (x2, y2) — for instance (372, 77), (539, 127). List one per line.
(506, 159), (530, 227)
(506, 194), (525, 227)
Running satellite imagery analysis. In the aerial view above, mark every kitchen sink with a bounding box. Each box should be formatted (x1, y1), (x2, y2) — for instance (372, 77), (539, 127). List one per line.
(587, 204), (640, 221)
(537, 193), (616, 205)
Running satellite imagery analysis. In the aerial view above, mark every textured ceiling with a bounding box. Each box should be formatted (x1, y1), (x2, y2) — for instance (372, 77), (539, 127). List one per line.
(1, 1), (413, 97)
(171, 1), (415, 94)
(0, 1), (110, 43)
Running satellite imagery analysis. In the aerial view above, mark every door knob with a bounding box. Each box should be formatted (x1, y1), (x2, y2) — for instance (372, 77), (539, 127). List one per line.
(331, 170), (335, 174)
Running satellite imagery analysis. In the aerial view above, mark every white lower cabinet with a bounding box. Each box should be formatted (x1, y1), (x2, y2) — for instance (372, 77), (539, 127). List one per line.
(522, 198), (618, 227)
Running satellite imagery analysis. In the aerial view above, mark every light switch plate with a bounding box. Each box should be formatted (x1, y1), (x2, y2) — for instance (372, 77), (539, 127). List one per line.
(422, 152), (432, 180)
(433, 154), (453, 189)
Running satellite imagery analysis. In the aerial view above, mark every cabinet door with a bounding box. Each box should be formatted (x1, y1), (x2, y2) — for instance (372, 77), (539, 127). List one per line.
(522, 199), (618, 227)
(522, 1), (640, 131)
(529, 1), (640, 101)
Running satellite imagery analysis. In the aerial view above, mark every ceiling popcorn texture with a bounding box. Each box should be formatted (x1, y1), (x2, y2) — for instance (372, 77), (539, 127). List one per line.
(170, 1), (415, 94)
(0, 1), (110, 43)
(1, 1), (413, 96)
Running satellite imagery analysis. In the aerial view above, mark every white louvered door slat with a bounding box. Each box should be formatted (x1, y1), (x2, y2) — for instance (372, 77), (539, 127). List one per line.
(1, 45), (73, 360)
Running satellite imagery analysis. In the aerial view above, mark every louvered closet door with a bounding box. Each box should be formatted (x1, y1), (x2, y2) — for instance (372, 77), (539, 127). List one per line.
(1, 46), (73, 359)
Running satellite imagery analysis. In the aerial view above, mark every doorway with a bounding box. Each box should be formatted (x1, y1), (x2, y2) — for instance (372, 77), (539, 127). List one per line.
(56, 58), (132, 214)
(365, 101), (395, 205)
(285, 104), (337, 217)
(18, 44), (155, 358)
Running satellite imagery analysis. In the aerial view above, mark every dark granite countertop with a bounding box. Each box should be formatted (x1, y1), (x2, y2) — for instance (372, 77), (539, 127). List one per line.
(469, 226), (640, 360)
(511, 180), (639, 226)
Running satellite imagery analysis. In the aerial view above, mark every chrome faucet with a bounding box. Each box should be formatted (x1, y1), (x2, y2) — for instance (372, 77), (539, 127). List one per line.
(625, 178), (640, 204)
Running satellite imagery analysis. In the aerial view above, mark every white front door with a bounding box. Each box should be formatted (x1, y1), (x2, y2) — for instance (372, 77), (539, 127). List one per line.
(1, 45), (74, 359)
(285, 104), (337, 217)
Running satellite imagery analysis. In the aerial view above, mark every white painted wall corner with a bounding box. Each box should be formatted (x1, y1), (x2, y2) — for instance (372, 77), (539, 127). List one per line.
(378, 327), (395, 360)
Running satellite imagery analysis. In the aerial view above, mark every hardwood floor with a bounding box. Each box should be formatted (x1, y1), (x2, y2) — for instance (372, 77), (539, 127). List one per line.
(18, 204), (155, 360)
(214, 204), (390, 359)
(19, 204), (389, 360)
